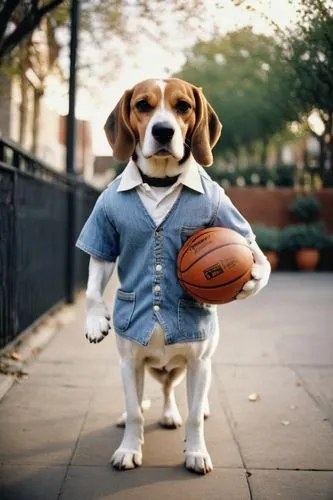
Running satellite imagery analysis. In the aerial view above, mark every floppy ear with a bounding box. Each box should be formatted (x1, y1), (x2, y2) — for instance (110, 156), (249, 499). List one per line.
(190, 87), (222, 167)
(104, 89), (136, 161)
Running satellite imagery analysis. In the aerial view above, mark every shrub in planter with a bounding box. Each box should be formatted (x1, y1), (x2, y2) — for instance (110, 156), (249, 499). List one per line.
(280, 222), (332, 271)
(288, 195), (321, 223)
(252, 225), (280, 270)
(274, 164), (296, 187)
(242, 164), (275, 187)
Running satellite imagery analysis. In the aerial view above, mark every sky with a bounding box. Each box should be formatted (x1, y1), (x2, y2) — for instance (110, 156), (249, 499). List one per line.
(46, 0), (299, 156)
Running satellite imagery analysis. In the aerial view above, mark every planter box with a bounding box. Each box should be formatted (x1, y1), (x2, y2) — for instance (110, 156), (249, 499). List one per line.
(275, 249), (333, 271)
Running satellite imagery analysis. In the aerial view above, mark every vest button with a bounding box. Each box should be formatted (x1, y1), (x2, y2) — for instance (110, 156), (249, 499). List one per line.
(153, 305), (160, 312)
(155, 264), (162, 272)
(154, 285), (161, 292)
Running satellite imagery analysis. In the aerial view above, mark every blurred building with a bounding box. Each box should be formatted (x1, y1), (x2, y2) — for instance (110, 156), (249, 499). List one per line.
(92, 156), (122, 188)
(0, 18), (94, 182)
(58, 115), (94, 180)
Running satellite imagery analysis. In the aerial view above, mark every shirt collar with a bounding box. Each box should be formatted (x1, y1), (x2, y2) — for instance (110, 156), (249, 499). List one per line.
(117, 157), (204, 194)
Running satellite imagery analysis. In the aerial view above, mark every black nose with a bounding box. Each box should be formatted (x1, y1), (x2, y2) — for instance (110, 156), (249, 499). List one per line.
(152, 122), (174, 144)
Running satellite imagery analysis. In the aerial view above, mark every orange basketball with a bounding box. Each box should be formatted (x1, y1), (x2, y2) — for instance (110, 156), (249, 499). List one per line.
(177, 227), (253, 304)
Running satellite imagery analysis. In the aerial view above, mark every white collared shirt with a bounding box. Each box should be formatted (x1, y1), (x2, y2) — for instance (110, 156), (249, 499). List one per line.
(117, 159), (204, 226)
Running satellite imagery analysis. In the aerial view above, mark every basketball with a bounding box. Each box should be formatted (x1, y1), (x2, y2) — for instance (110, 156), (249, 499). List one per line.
(177, 227), (254, 304)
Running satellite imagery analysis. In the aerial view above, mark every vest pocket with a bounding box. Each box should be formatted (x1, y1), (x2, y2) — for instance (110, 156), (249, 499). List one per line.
(113, 289), (136, 332)
(178, 298), (215, 339)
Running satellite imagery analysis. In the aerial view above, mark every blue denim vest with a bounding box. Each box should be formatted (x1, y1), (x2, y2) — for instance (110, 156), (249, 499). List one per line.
(76, 166), (254, 346)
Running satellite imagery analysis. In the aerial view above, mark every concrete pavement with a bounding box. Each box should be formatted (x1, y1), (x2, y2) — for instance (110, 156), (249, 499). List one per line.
(0, 273), (333, 499)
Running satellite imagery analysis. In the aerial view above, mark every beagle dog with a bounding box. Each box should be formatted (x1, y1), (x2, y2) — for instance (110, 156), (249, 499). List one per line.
(79, 78), (270, 475)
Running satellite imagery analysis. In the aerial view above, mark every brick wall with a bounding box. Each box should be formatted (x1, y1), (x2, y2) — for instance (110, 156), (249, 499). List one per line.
(226, 188), (333, 232)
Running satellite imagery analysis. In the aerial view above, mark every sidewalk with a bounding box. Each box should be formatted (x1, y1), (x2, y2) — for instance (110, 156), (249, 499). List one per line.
(0, 273), (333, 500)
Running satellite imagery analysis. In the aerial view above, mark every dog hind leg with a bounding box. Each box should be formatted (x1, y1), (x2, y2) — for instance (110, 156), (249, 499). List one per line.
(148, 366), (185, 429)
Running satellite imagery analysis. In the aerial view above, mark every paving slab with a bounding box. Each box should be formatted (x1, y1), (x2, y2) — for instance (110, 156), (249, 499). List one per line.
(249, 470), (333, 500)
(60, 466), (251, 500)
(213, 365), (333, 470)
(0, 465), (66, 500)
(72, 377), (243, 469)
(0, 273), (332, 500)
(0, 384), (92, 465)
(215, 273), (333, 367)
(295, 367), (333, 424)
(26, 358), (115, 388)
(277, 334), (333, 366)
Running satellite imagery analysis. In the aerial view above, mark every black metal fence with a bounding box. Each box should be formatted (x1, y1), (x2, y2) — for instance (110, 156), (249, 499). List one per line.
(0, 138), (100, 349)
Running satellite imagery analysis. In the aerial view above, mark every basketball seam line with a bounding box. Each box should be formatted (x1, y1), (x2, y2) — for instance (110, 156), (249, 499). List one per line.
(179, 269), (250, 289)
(179, 242), (251, 273)
(182, 227), (221, 246)
(178, 228), (220, 266)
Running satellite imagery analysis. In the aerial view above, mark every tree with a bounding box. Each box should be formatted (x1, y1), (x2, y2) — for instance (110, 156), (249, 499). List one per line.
(176, 27), (297, 164)
(0, 0), (207, 155)
(0, 0), (64, 62)
(283, 0), (333, 173)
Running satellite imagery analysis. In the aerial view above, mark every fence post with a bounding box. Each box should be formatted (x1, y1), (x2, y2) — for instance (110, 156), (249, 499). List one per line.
(65, 0), (79, 303)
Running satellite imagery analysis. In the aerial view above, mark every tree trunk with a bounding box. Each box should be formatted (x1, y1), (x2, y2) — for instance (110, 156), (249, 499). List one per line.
(261, 137), (268, 166)
(329, 111), (333, 173)
(302, 136), (309, 167)
(318, 134), (325, 180)
(276, 144), (283, 164)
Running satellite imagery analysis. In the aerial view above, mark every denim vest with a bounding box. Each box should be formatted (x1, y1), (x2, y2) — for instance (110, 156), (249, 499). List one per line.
(76, 166), (254, 346)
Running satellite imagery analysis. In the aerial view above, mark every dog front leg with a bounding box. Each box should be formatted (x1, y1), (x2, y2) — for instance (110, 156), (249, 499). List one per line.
(85, 257), (115, 343)
(111, 359), (144, 470)
(185, 357), (213, 474)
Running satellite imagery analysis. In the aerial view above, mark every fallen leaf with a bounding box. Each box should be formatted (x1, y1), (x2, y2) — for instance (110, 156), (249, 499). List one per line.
(281, 420), (290, 426)
(248, 393), (260, 402)
(141, 399), (151, 410)
(11, 352), (21, 361)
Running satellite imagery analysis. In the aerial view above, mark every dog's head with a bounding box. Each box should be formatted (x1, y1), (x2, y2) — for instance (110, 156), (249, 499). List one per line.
(104, 78), (222, 172)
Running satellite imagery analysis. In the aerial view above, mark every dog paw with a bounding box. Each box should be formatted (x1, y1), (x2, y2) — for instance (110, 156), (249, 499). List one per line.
(236, 259), (271, 300)
(185, 451), (213, 475)
(159, 411), (183, 429)
(85, 313), (111, 344)
(110, 448), (142, 470)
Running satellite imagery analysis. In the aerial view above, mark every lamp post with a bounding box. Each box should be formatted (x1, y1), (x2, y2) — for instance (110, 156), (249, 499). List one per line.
(65, 0), (79, 303)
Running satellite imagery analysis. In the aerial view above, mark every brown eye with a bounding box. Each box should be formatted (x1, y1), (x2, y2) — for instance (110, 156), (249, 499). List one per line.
(175, 100), (191, 113)
(136, 100), (153, 112)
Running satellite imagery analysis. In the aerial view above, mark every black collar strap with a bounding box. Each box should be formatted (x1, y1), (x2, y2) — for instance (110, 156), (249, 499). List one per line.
(138, 169), (180, 187)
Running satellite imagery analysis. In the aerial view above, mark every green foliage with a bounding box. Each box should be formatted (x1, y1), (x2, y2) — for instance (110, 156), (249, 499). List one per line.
(176, 27), (298, 157)
(288, 195), (321, 223)
(280, 222), (332, 251)
(210, 164), (295, 188)
(251, 225), (280, 252)
(283, 0), (333, 123)
(0, 0), (207, 83)
(240, 164), (272, 187)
